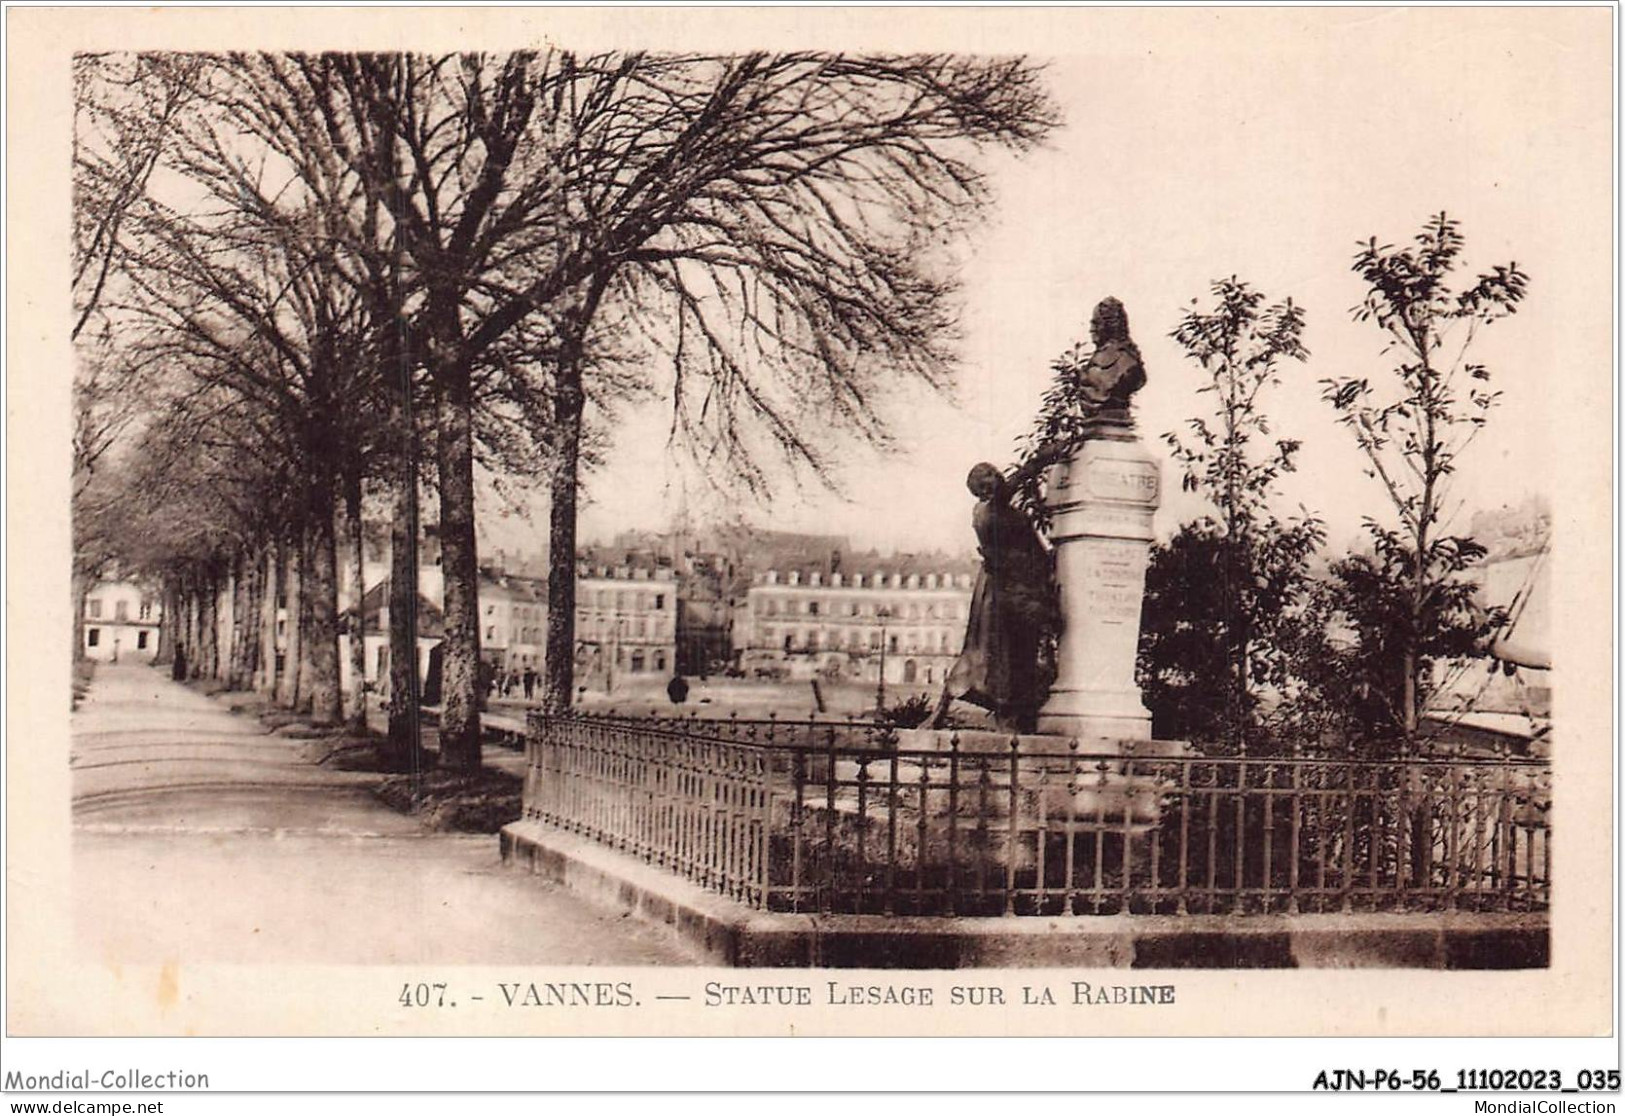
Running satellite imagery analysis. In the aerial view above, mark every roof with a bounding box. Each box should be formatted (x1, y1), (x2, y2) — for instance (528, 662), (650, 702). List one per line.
(1483, 548), (1550, 670)
(345, 579), (444, 638)
(479, 568), (548, 603)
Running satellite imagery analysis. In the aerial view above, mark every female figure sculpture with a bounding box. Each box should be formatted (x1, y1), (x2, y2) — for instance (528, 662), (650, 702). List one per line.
(930, 460), (1060, 732)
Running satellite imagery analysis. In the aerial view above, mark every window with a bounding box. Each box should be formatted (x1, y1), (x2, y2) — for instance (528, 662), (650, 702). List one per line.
(139, 600), (153, 621)
(808, 600), (820, 616)
(655, 651), (666, 672)
(655, 593), (665, 610)
(115, 600), (129, 621)
(888, 635), (899, 653)
(87, 628), (100, 647)
(137, 631), (149, 650)
(486, 626), (495, 640)
(783, 633), (795, 652)
(87, 599), (102, 619)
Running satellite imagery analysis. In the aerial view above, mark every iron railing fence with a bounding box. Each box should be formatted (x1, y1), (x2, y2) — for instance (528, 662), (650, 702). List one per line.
(523, 713), (1550, 918)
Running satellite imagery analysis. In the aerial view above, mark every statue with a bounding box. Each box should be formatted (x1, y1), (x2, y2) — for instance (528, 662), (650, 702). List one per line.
(932, 297), (1148, 732)
(930, 460), (1061, 733)
(1009, 296), (1148, 525)
(1071, 296), (1146, 430)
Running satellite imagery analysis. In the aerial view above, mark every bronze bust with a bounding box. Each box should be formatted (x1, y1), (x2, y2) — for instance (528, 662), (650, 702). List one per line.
(1074, 296), (1146, 432)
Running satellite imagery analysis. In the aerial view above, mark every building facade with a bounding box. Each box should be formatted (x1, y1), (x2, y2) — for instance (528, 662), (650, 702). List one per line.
(81, 580), (163, 662)
(338, 578), (444, 698)
(480, 569), (548, 673)
(737, 561), (976, 686)
(573, 560), (679, 686)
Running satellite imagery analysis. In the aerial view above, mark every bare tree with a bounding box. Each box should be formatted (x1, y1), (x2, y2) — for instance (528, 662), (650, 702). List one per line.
(72, 54), (202, 341)
(524, 53), (1061, 710)
(82, 51), (1056, 775)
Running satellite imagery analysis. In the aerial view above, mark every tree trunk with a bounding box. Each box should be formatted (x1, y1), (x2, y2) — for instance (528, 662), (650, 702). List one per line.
(71, 566), (92, 664)
(294, 530), (314, 711)
(258, 541), (280, 696)
(302, 486), (342, 724)
(226, 557), (244, 688)
(434, 369), (483, 773)
(295, 465), (343, 725)
(185, 576), (202, 679)
(544, 361), (586, 714)
(279, 539), (303, 708)
(344, 462), (368, 730)
(238, 548), (260, 690)
(199, 568), (219, 680)
(156, 581), (176, 665)
(385, 398), (422, 773)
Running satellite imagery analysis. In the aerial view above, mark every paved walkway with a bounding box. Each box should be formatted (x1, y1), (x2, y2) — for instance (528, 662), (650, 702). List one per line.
(71, 662), (696, 965)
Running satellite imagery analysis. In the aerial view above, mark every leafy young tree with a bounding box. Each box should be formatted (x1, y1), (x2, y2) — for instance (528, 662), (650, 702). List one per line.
(1137, 278), (1322, 748)
(1321, 213), (1529, 737)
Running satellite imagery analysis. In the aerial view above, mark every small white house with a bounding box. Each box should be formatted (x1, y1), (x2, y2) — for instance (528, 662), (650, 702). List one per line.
(82, 580), (162, 662)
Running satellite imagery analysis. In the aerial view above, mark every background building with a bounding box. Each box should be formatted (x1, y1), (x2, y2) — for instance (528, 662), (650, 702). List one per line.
(738, 555), (977, 686)
(574, 550), (679, 687)
(479, 568), (548, 673)
(81, 579), (162, 662)
(338, 578), (444, 697)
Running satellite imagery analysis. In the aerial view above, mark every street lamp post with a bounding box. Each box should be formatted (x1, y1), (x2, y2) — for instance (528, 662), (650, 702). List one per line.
(875, 606), (892, 714)
(607, 618), (623, 695)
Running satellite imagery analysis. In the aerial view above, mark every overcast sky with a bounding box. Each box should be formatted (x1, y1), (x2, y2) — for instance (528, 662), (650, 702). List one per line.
(476, 9), (1608, 559)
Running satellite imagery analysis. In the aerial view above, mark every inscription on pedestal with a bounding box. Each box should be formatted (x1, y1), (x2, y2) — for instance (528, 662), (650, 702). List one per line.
(1087, 458), (1159, 503)
(1082, 540), (1147, 626)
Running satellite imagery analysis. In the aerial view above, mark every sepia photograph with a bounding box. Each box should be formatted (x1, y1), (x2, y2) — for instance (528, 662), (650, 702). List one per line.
(4, 1), (1616, 1095)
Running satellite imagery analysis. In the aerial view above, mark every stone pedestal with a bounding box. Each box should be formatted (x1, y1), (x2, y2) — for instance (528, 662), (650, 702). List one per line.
(1036, 429), (1160, 740)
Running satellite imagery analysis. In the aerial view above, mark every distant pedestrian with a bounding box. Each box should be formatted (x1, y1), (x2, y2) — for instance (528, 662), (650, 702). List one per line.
(522, 667), (536, 700)
(666, 674), (690, 705)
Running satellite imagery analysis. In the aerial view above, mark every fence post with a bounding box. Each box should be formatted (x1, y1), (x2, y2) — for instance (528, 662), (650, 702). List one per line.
(1005, 735), (1020, 916)
(822, 720), (837, 915)
(946, 733), (960, 918)
(1064, 738), (1080, 916)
